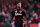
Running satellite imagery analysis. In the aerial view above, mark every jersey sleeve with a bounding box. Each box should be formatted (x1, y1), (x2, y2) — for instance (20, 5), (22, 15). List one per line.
(22, 11), (26, 17)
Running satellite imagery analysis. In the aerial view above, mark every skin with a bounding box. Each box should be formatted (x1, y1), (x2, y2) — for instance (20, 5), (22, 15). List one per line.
(17, 3), (21, 9)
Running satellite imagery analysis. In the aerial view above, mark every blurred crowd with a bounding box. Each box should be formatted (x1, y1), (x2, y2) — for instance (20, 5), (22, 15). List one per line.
(0, 0), (40, 27)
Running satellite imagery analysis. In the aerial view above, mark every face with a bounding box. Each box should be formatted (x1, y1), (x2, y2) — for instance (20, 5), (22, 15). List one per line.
(17, 3), (21, 9)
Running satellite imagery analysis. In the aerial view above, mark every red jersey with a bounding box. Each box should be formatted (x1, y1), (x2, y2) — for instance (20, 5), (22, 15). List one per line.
(12, 9), (26, 24)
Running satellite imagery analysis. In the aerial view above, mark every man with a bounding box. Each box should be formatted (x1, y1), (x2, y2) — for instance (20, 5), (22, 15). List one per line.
(12, 2), (26, 27)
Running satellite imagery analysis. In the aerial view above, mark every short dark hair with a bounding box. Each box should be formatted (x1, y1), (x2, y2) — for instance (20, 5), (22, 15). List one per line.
(15, 1), (20, 5)
(15, 1), (23, 5)
(16, 1), (21, 4)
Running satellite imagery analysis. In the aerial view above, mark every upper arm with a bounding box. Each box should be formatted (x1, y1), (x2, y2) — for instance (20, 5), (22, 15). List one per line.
(22, 11), (26, 17)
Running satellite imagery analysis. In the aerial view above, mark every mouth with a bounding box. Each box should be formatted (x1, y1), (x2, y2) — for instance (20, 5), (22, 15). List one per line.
(18, 6), (21, 8)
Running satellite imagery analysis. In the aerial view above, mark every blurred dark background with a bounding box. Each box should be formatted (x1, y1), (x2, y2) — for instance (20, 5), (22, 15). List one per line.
(0, 0), (40, 27)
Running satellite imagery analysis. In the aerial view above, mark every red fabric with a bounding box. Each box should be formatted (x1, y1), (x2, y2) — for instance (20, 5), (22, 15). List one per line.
(37, 19), (40, 22)
(3, 5), (8, 10)
(22, 23), (25, 27)
(1, 22), (5, 25)
(11, 5), (15, 9)
(30, 23), (38, 27)
(36, 4), (40, 8)
(3, 5), (7, 8)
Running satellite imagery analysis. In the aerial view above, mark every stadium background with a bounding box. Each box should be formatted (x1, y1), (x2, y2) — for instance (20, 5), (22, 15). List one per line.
(0, 0), (40, 27)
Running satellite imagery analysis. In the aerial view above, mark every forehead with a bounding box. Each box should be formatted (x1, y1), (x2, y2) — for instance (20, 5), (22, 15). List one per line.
(17, 3), (21, 4)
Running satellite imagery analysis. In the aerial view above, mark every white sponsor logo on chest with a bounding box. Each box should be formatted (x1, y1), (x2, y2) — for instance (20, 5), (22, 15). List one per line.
(15, 10), (22, 16)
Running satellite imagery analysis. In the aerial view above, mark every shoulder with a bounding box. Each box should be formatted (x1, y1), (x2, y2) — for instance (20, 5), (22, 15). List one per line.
(21, 9), (25, 12)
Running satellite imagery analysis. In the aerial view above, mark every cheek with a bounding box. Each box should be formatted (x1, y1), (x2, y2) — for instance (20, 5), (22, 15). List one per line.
(18, 4), (21, 6)
(19, 5), (21, 6)
(20, 5), (21, 7)
(17, 5), (19, 6)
